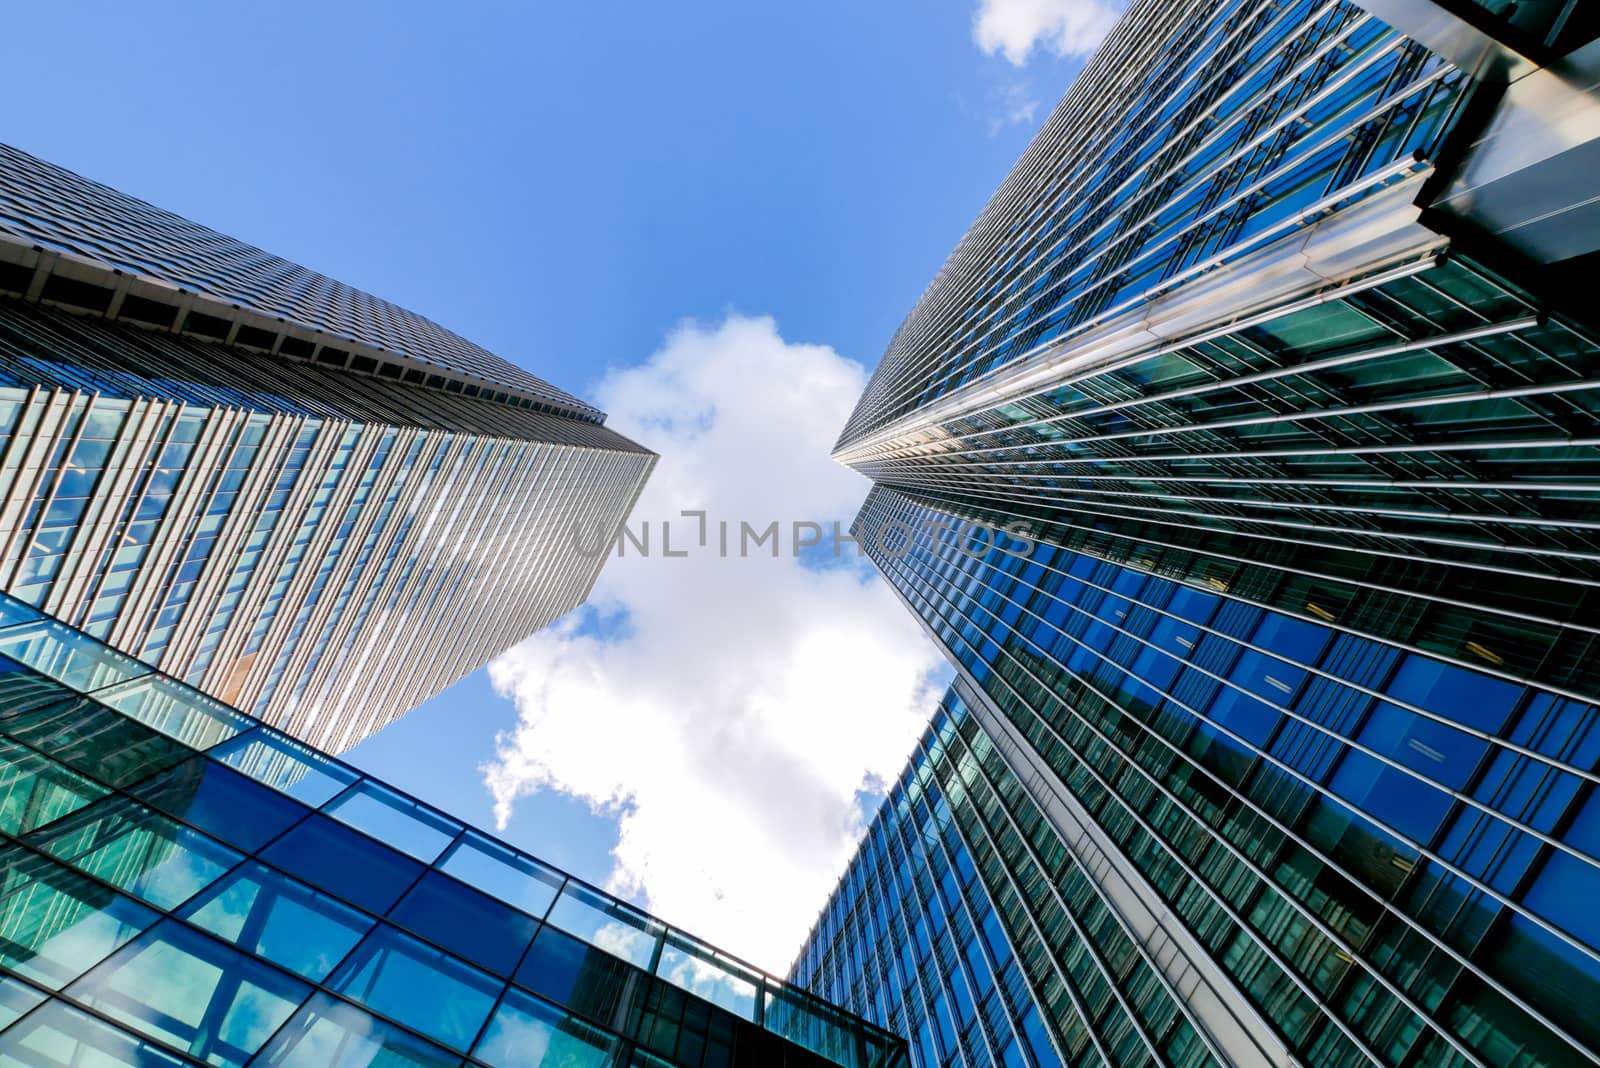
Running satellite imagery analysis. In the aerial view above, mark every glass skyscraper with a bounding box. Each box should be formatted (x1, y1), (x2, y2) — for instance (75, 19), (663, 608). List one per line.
(796, 2), (1600, 1067)
(0, 145), (655, 749)
(0, 591), (907, 1068)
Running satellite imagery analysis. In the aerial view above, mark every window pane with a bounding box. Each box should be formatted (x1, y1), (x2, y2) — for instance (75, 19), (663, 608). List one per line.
(0, 618), (148, 692)
(67, 920), (310, 1067)
(473, 986), (618, 1068)
(253, 991), (462, 1068)
(211, 728), (358, 807)
(90, 674), (251, 750)
(0, 690), (190, 788)
(390, 871), (538, 976)
(1385, 655), (1521, 734)
(0, 594), (44, 631)
(260, 813), (422, 914)
(545, 882), (662, 969)
(129, 756), (305, 852)
(32, 796), (241, 911)
(1356, 702), (1487, 791)
(516, 924), (642, 1028)
(0, 734), (106, 835)
(0, 998), (190, 1067)
(323, 779), (460, 863)
(0, 976), (45, 1029)
(180, 861), (373, 982)
(437, 830), (563, 918)
(656, 934), (760, 1021)
(328, 925), (501, 1051)
(0, 853), (157, 989)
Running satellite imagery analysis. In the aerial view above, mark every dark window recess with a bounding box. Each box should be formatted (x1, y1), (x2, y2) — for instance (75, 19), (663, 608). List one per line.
(462, 384), (480, 397)
(349, 355), (378, 374)
(117, 294), (178, 328)
(234, 324), (276, 350)
(443, 379), (464, 393)
(315, 347), (348, 367)
(0, 261), (33, 294)
(40, 275), (113, 313)
(182, 310), (231, 339)
(424, 375), (445, 389)
(277, 336), (314, 358)
(375, 362), (403, 379)
(402, 369), (426, 385)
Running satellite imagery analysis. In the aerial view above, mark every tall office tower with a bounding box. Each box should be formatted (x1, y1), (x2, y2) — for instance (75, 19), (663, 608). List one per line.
(0, 593), (908, 1068)
(0, 145), (654, 750)
(798, 2), (1600, 1067)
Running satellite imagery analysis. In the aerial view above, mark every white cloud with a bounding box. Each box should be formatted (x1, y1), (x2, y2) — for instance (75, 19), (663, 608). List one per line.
(484, 315), (945, 974)
(974, 0), (1121, 66)
(991, 82), (1042, 134)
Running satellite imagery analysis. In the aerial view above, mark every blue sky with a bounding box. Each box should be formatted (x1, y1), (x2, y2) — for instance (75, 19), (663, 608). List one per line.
(7, 0), (1108, 970)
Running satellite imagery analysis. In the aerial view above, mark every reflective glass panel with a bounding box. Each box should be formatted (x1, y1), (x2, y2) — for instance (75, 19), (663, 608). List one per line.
(437, 830), (563, 919)
(0, 689), (190, 788)
(0, 734), (106, 835)
(67, 920), (310, 1067)
(0, 855), (157, 989)
(656, 934), (760, 1021)
(211, 728), (358, 807)
(545, 882), (662, 969)
(179, 861), (374, 982)
(129, 756), (305, 852)
(390, 871), (538, 976)
(33, 796), (241, 910)
(328, 925), (501, 1051)
(323, 779), (460, 863)
(515, 924), (640, 1028)
(89, 674), (251, 750)
(0, 618), (148, 692)
(259, 813), (422, 914)
(473, 986), (618, 1068)
(0, 998), (189, 1067)
(0, 976), (45, 1029)
(252, 991), (462, 1068)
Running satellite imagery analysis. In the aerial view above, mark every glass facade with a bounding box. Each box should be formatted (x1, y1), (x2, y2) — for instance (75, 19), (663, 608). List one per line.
(800, 2), (1600, 1067)
(0, 143), (599, 420)
(0, 146), (656, 749)
(0, 592), (908, 1068)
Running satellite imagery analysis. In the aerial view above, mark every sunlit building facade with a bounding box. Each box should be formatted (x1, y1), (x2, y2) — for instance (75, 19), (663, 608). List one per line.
(0, 593), (907, 1068)
(0, 145), (655, 749)
(798, 1), (1600, 1066)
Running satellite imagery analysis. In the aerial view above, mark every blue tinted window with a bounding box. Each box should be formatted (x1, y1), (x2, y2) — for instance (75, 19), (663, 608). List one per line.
(323, 779), (460, 863)
(0, 857), (157, 989)
(33, 796), (241, 910)
(1386, 655), (1521, 734)
(1327, 750), (1452, 846)
(390, 871), (538, 975)
(329, 926), (501, 1050)
(250, 991), (461, 1068)
(437, 831), (564, 919)
(1523, 850), (1600, 952)
(1252, 612), (1328, 666)
(1357, 703), (1488, 790)
(260, 814), (422, 914)
(516, 924), (639, 1026)
(0, 976), (44, 1029)
(545, 882), (662, 969)
(473, 986), (617, 1068)
(0, 998), (190, 1067)
(129, 756), (305, 851)
(67, 920), (309, 1067)
(211, 728), (358, 807)
(180, 861), (373, 981)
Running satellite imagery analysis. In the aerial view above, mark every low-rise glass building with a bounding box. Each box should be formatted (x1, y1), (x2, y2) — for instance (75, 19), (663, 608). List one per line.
(0, 592), (907, 1068)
